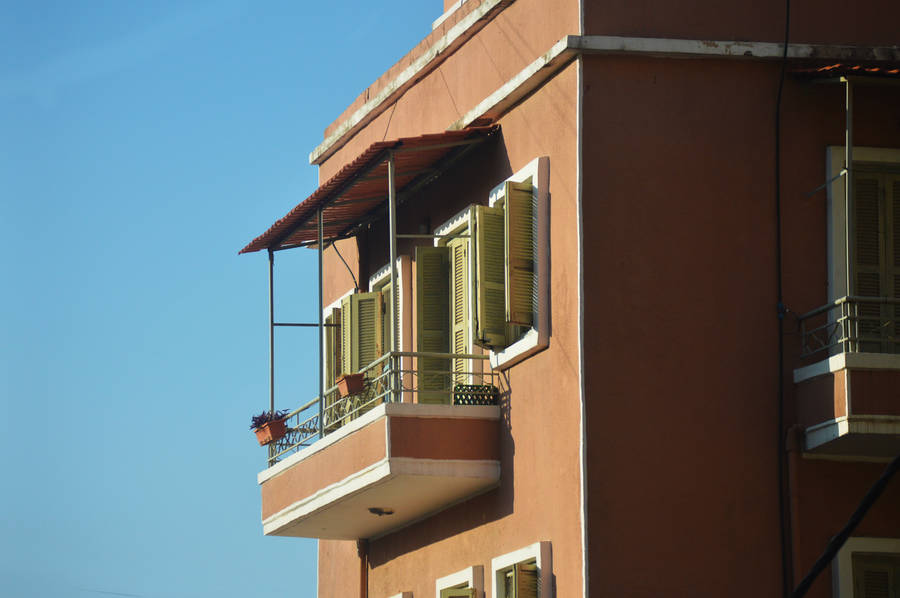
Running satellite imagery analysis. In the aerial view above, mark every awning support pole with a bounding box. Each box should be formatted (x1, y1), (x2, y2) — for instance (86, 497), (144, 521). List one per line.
(318, 209), (325, 437)
(268, 248), (275, 417)
(388, 151), (399, 403)
(843, 77), (854, 351)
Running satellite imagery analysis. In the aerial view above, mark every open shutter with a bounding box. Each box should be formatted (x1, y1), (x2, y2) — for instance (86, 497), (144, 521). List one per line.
(853, 553), (900, 598)
(448, 235), (470, 382)
(324, 307), (342, 431)
(416, 246), (450, 403)
(505, 180), (536, 327)
(853, 174), (883, 352)
(475, 204), (507, 348)
(381, 282), (394, 356)
(439, 588), (475, 598)
(340, 292), (382, 374)
(890, 175), (900, 352)
(514, 562), (538, 598)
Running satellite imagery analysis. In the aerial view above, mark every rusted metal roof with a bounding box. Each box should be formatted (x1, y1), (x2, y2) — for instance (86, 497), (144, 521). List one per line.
(792, 62), (900, 80)
(240, 126), (499, 254)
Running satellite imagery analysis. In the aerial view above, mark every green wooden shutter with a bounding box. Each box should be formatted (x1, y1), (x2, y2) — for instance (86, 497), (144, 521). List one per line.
(852, 553), (900, 598)
(448, 235), (470, 382)
(340, 292), (381, 374)
(324, 307), (342, 432)
(475, 204), (507, 348)
(853, 174), (883, 352)
(889, 175), (900, 352)
(416, 246), (450, 403)
(439, 588), (475, 598)
(514, 562), (538, 598)
(505, 179), (536, 327)
(381, 281), (394, 356)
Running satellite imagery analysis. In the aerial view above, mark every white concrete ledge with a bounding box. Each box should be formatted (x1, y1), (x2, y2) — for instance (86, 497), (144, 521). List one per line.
(793, 352), (900, 383)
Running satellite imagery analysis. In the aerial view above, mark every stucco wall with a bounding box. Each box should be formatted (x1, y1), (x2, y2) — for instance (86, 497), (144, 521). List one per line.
(583, 0), (900, 46)
(318, 59), (582, 598)
(581, 50), (900, 597)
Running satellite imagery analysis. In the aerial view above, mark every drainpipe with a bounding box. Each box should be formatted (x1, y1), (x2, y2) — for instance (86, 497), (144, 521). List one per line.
(357, 539), (369, 598)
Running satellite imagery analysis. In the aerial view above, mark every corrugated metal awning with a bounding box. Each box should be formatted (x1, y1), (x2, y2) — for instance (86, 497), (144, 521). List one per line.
(240, 126), (499, 254)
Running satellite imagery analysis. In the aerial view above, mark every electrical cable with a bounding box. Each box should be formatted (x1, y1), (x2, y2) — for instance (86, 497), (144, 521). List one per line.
(792, 453), (900, 597)
(773, 0), (793, 596)
(331, 241), (360, 291)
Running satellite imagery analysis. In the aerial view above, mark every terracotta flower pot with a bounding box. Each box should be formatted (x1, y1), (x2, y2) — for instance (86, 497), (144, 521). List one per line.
(336, 373), (365, 397)
(254, 419), (287, 446)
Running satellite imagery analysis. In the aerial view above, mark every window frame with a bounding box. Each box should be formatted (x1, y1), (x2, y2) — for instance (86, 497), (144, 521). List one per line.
(434, 205), (477, 360)
(487, 156), (550, 370)
(833, 537), (900, 597)
(491, 541), (552, 598)
(435, 564), (483, 598)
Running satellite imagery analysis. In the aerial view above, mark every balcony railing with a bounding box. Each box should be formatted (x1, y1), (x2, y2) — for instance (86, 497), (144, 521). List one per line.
(266, 351), (499, 466)
(798, 295), (900, 359)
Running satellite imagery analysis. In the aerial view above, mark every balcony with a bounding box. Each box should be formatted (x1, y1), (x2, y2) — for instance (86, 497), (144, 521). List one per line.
(795, 296), (900, 458)
(257, 352), (502, 540)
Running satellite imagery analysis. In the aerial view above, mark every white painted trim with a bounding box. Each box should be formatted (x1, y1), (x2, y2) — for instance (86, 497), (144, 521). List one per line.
(432, 0), (467, 30)
(833, 537), (900, 597)
(793, 351), (900, 383)
(388, 593), (412, 598)
(804, 415), (900, 452)
(262, 457), (392, 535)
(487, 156), (550, 370)
(309, 0), (511, 165)
(258, 401), (388, 484)
(576, 53), (588, 598)
(258, 403), (500, 484)
(491, 541), (552, 598)
(436, 565), (484, 598)
(826, 146), (900, 301)
(261, 456), (500, 536)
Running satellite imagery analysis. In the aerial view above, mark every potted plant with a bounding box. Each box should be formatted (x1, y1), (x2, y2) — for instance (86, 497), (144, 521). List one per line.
(250, 409), (290, 446)
(336, 372), (365, 397)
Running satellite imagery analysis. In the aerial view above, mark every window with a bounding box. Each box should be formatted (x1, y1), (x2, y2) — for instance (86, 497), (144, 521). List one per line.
(415, 156), (549, 388)
(435, 565), (483, 598)
(491, 541), (551, 598)
(826, 148), (900, 355)
(833, 537), (900, 597)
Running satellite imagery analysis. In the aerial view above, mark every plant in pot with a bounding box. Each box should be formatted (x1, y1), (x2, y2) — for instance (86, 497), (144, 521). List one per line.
(336, 372), (365, 397)
(250, 409), (290, 446)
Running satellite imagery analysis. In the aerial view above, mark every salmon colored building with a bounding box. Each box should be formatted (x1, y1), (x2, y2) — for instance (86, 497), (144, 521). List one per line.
(241, 1), (900, 596)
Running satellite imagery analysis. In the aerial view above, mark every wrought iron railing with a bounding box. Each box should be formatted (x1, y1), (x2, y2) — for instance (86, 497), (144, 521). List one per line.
(266, 351), (500, 466)
(798, 295), (900, 359)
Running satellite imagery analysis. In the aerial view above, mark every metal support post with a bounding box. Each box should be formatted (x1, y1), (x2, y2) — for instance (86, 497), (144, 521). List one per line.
(318, 209), (325, 437)
(387, 152), (399, 403)
(268, 249), (275, 416)
(843, 77), (854, 350)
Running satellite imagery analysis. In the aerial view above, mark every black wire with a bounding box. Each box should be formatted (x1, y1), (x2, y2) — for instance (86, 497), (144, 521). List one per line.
(792, 453), (900, 597)
(331, 241), (359, 291)
(774, 0), (792, 596)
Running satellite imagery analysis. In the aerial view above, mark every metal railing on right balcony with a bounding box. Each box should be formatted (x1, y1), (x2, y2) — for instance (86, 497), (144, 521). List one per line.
(798, 295), (900, 359)
(265, 351), (499, 466)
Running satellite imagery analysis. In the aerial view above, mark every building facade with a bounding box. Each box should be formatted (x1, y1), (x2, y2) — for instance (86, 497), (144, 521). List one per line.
(241, 1), (900, 596)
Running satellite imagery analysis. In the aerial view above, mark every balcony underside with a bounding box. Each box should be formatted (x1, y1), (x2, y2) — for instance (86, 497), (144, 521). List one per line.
(805, 416), (900, 458)
(258, 403), (500, 540)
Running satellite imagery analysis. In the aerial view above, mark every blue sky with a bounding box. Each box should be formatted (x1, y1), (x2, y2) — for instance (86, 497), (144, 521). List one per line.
(0, 2), (438, 596)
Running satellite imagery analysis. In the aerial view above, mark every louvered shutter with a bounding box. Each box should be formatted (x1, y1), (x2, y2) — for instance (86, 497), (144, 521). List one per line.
(340, 292), (382, 374)
(853, 553), (900, 598)
(439, 588), (475, 598)
(448, 235), (470, 383)
(381, 282), (394, 356)
(853, 174), (883, 352)
(889, 175), (900, 353)
(416, 246), (450, 403)
(514, 562), (538, 598)
(475, 204), (507, 348)
(324, 307), (342, 431)
(505, 180), (536, 327)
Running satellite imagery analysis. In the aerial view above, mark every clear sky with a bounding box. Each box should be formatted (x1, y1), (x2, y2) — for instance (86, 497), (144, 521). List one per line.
(0, 2), (438, 596)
